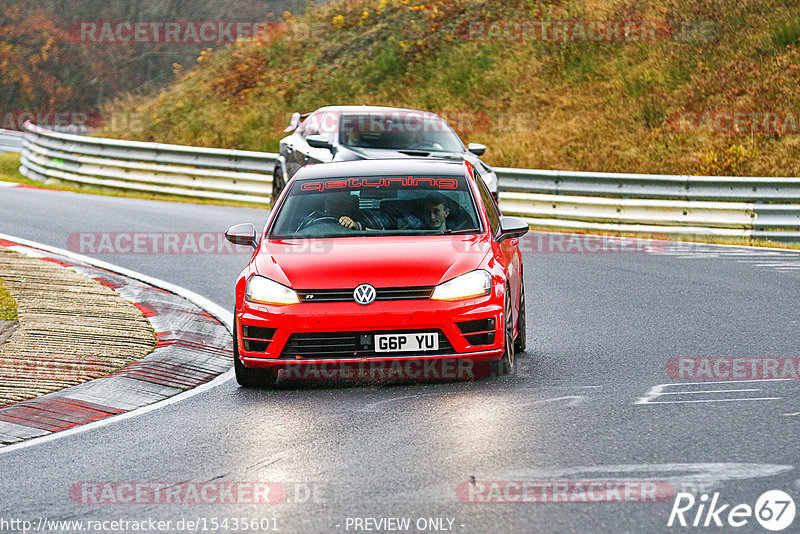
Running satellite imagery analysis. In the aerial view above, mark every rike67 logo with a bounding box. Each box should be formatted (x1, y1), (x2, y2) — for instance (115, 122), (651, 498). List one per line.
(668, 490), (796, 531)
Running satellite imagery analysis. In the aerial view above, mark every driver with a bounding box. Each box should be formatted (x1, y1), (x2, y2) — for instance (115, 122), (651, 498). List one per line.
(323, 192), (366, 230)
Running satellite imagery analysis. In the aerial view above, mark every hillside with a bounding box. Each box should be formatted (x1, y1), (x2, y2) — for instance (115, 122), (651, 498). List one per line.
(0, 0), (310, 119)
(102, 0), (800, 176)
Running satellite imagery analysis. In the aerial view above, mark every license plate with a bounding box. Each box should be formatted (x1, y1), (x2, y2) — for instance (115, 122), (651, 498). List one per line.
(375, 333), (439, 353)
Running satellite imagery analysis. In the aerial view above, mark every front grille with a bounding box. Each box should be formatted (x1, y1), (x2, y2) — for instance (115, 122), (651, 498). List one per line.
(241, 325), (276, 353)
(296, 286), (434, 303)
(280, 330), (453, 359)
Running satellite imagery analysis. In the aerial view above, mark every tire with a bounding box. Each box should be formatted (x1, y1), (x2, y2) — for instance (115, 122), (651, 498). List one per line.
(233, 315), (277, 388)
(514, 281), (527, 353)
(490, 285), (516, 377)
(271, 166), (285, 205)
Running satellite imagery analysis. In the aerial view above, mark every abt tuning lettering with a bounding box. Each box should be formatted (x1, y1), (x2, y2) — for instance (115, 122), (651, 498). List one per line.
(299, 177), (459, 192)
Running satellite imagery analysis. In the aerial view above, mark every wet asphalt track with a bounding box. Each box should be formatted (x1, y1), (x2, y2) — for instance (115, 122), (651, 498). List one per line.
(1, 185), (799, 533)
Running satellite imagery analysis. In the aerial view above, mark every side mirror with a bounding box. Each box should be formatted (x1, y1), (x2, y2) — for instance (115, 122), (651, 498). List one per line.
(284, 112), (302, 133)
(306, 134), (334, 151)
(468, 143), (487, 156)
(497, 216), (529, 242)
(225, 223), (258, 249)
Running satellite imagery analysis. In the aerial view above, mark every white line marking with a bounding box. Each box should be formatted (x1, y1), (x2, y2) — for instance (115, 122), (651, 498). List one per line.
(783, 412), (800, 416)
(359, 393), (587, 413)
(358, 393), (447, 413)
(666, 379), (791, 385)
(505, 463), (795, 488)
(0, 233), (234, 455)
(520, 395), (586, 407)
(658, 389), (761, 395)
(642, 397), (780, 404)
(727, 252), (789, 256)
(636, 379), (791, 405)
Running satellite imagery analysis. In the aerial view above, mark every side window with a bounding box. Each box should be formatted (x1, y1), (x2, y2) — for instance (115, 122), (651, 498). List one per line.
(475, 169), (500, 234)
(301, 112), (338, 142)
(318, 112), (338, 143)
(301, 113), (319, 137)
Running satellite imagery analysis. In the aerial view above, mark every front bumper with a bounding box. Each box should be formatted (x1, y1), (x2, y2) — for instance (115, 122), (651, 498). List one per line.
(236, 295), (504, 371)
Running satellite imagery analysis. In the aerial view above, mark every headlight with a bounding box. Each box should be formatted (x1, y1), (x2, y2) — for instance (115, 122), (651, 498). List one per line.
(431, 270), (491, 301)
(246, 275), (299, 305)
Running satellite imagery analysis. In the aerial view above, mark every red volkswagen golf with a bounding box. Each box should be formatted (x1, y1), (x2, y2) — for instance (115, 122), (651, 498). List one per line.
(226, 159), (528, 387)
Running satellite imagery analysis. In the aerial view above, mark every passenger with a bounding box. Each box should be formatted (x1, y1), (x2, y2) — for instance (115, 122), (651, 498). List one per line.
(419, 193), (452, 231)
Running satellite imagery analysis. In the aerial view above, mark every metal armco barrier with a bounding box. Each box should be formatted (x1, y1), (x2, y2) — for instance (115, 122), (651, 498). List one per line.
(495, 168), (800, 240)
(19, 122), (277, 204)
(18, 123), (800, 240)
(0, 129), (24, 153)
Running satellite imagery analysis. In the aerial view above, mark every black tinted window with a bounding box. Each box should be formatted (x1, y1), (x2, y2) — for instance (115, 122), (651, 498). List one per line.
(270, 175), (482, 238)
(337, 112), (464, 152)
(475, 170), (500, 234)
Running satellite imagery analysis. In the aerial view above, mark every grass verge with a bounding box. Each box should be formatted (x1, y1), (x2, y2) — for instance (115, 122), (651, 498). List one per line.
(0, 279), (18, 321)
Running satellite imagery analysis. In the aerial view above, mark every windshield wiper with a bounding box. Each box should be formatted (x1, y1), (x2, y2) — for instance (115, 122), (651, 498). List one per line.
(440, 228), (480, 235)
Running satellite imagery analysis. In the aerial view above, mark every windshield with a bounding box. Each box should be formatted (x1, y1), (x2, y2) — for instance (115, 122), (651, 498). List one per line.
(269, 175), (482, 239)
(337, 113), (465, 152)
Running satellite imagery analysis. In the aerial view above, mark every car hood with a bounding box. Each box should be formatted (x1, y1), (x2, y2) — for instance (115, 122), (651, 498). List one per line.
(337, 147), (493, 177)
(254, 235), (491, 289)
(340, 146), (469, 161)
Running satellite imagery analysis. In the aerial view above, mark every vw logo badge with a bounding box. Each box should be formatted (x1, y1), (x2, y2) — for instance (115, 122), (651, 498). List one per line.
(354, 284), (376, 305)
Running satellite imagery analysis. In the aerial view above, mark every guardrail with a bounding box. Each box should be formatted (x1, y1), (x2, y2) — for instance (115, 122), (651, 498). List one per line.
(19, 122), (277, 204)
(0, 129), (24, 153)
(495, 168), (800, 240)
(18, 122), (800, 241)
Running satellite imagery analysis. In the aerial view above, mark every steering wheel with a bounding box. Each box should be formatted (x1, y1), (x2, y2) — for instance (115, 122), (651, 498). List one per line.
(295, 216), (341, 233)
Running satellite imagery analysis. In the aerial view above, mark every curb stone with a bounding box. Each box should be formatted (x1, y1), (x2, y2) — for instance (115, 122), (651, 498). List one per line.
(0, 238), (232, 445)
